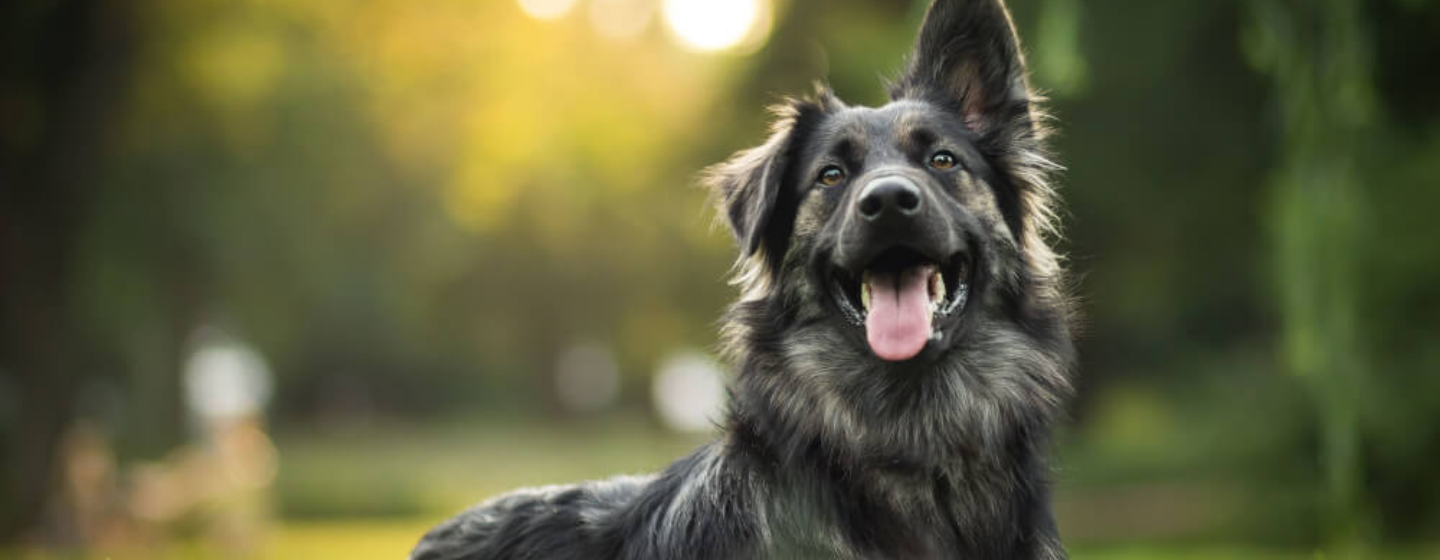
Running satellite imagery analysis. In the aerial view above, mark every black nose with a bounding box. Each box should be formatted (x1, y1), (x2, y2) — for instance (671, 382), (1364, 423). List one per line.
(857, 177), (923, 222)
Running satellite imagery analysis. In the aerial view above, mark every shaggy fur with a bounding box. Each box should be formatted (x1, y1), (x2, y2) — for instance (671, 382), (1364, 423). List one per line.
(412, 0), (1076, 558)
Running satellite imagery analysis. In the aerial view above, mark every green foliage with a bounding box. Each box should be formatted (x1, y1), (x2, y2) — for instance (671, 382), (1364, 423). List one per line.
(1245, 0), (1376, 550)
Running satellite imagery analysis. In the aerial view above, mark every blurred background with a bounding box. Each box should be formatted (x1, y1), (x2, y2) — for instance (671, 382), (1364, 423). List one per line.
(1, 0), (1437, 558)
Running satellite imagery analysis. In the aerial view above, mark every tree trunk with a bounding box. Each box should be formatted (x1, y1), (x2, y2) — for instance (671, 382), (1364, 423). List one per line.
(0, 0), (135, 541)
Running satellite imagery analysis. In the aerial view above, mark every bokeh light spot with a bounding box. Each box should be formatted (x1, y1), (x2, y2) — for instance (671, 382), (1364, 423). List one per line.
(652, 350), (728, 433)
(590, 0), (655, 41)
(554, 341), (622, 414)
(518, 0), (580, 21)
(662, 0), (770, 53)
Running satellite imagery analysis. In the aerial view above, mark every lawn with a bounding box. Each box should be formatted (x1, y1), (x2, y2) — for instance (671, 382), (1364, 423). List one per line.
(18, 522), (1430, 560)
(7, 416), (1433, 559)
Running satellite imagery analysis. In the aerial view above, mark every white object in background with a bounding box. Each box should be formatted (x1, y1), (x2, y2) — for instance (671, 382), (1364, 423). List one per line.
(652, 350), (727, 433)
(184, 327), (273, 424)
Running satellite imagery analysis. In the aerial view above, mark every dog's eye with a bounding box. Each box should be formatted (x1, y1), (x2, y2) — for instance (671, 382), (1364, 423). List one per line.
(929, 151), (958, 170)
(817, 166), (846, 187)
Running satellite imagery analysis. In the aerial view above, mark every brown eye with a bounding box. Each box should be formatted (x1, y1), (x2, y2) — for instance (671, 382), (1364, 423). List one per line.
(818, 165), (846, 187)
(929, 151), (957, 170)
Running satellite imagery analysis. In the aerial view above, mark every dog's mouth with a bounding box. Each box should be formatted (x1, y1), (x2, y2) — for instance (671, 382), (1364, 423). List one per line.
(831, 246), (970, 362)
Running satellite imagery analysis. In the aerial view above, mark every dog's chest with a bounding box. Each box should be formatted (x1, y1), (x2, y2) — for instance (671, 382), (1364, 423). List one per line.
(761, 474), (964, 559)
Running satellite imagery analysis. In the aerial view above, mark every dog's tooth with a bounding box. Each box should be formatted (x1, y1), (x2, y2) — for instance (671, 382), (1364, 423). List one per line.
(930, 270), (946, 304)
(861, 280), (871, 312)
(939, 282), (968, 316)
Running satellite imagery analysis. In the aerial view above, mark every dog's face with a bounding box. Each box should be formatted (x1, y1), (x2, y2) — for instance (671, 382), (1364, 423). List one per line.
(711, 0), (1073, 466)
(796, 100), (1007, 363)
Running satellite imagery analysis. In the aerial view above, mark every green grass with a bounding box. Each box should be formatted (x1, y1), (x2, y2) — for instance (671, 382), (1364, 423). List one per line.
(274, 413), (711, 518)
(10, 524), (1434, 560)
(1072, 547), (1433, 560)
(7, 416), (1435, 559)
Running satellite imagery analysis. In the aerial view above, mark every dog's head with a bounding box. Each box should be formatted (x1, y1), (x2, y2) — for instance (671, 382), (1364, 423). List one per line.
(710, 0), (1074, 465)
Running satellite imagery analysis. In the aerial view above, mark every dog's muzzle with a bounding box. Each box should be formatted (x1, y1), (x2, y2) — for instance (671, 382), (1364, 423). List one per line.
(831, 175), (971, 362)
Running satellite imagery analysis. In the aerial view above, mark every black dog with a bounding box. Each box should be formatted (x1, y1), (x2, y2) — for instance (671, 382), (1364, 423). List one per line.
(412, 0), (1075, 557)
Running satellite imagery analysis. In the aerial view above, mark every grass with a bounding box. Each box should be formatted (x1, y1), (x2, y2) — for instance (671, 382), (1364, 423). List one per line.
(14, 523), (1433, 560)
(7, 415), (1434, 559)
(274, 413), (710, 518)
(1, 520), (433, 560)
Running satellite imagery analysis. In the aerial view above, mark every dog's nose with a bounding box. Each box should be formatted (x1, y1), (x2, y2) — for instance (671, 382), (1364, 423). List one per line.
(857, 177), (923, 222)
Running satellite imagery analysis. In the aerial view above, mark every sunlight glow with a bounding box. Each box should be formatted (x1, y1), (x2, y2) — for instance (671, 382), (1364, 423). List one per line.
(590, 0), (655, 40)
(518, 0), (580, 21)
(662, 0), (770, 53)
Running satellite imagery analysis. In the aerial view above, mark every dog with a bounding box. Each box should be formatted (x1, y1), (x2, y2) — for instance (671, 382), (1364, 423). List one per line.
(411, 0), (1075, 557)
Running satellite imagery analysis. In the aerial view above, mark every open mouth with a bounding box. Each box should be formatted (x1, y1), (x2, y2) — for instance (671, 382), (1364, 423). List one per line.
(831, 247), (970, 361)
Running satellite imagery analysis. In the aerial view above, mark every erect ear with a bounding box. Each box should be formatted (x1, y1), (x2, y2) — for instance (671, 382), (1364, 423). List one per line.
(705, 99), (824, 259)
(892, 0), (1033, 134)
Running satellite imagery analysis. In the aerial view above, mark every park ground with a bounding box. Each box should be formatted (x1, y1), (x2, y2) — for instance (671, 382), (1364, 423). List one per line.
(7, 415), (1434, 560)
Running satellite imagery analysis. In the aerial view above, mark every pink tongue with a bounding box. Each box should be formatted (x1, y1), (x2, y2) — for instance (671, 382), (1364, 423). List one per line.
(865, 265), (934, 361)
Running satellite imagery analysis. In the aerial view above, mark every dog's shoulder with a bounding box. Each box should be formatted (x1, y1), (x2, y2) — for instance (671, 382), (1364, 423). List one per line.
(611, 442), (771, 559)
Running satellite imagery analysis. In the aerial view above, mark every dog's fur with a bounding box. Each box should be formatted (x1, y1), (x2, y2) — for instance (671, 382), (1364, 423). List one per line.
(412, 0), (1075, 558)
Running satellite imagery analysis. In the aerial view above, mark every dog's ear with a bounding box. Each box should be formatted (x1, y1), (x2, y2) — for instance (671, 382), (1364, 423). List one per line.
(895, 0), (1065, 278)
(893, 0), (1032, 134)
(706, 100), (824, 259)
